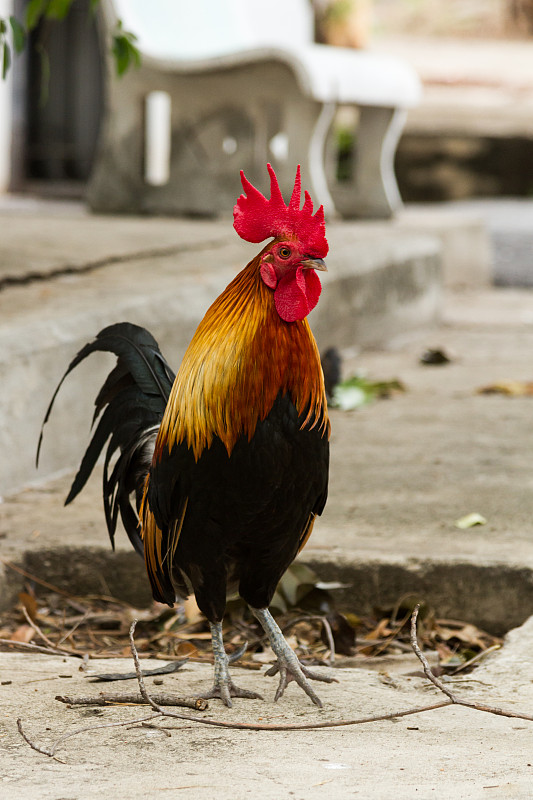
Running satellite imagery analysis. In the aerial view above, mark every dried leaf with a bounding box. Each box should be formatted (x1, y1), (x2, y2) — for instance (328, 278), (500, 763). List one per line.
(315, 580), (352, 591)
(173, 631), (212, 641)
(175, 641), (198, 658)
(10, 624), (34, 643)
(478, 380), (533, 396)
(183, 595), (202, 625)
(271, 563), (319, 612)
(18, 591), (38, 621)
(435, 622), (488, 650)
(364, 618), (393, 641)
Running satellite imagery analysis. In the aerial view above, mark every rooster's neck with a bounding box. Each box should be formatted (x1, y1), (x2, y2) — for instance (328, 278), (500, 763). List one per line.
(156, 259), (328, 461)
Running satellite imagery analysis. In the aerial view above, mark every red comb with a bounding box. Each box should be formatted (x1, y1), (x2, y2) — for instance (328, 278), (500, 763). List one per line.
(233, 164), (328, 258)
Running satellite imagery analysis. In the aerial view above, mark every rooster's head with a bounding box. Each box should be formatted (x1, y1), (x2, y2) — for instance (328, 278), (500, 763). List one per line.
(233, 164), (328, 323)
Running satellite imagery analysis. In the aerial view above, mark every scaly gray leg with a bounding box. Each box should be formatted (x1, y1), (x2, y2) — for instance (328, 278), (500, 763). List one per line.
(250, 606), (337, 708)
(200, 621), (263, 707)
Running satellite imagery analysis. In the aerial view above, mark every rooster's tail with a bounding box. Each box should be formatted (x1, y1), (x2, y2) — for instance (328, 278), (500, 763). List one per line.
(37, 322), (175, 556)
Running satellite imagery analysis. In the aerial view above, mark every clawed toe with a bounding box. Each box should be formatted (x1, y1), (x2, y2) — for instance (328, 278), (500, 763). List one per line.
(266, 661), (338, 684)
(200, 681), (263, 708)
(265, 659), (338, 707)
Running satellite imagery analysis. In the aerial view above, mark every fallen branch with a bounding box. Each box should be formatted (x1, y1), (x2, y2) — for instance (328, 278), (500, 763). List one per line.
(56, 692), (208, 710)
(409, 605), (533, 722)
(88, 660), (187, 682)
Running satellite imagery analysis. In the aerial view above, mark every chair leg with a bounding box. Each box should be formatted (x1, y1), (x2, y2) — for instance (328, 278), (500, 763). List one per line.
(307, 101), (337, 218)
(332, 105), (407, 219)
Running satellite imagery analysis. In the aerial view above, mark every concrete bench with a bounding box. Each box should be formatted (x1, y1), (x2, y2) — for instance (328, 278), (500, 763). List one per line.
(87, 0), (421, 218)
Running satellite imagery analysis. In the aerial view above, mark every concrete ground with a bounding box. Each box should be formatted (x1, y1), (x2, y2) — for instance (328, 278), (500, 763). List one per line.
(1, 616), (532, 800)
(1, 199), (533, 796)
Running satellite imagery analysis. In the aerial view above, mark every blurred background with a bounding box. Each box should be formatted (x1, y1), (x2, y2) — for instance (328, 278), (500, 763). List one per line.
(2, 0), (533, 203)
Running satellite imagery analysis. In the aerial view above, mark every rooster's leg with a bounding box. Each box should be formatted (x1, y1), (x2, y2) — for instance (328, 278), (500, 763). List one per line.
(250, 607), (337, 708)
(200, 621), (263, 707)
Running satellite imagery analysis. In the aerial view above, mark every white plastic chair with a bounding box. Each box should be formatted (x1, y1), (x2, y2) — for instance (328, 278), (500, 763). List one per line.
(87, 0), (421, 218)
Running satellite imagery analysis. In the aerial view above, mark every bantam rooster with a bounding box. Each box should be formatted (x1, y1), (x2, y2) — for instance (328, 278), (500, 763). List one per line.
(38, 164), (333, 707)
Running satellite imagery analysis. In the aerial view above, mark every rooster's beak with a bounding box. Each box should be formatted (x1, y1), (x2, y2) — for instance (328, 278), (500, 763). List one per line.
(300, 258), (327, 272)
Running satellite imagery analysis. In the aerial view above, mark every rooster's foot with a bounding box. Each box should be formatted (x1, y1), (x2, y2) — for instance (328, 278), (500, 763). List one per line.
(204, 622), (263, 708)
(250, 606), (337, 708)
(264, 659), (337, 706)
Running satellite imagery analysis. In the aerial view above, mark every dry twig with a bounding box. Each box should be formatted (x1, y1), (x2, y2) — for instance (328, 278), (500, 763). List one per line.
(56, 692), (208, 710)
(56, 611), (91, 647)
(0, 639), (73, 657)
(17, 714), (158, 760)
(20, 605), (79, 657)
(409, 605), (533, 722)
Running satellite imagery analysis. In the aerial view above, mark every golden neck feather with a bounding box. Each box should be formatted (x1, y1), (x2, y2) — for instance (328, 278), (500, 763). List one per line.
(155, 257), (328, 461)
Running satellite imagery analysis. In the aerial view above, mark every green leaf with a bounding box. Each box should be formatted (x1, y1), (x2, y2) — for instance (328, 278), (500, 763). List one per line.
(9, 16), (26, 54)
(2, 40), (11, 80)
(123, 29), (138, 44)
(112, 31), (141, 76)
(127, 38), (141, 68)
(331, 374), (406, 411)
(112, 34), (129, 76)
(89, 0), (100, 14)
(46, 0), (76, 21)
(454, 512), (487, 530)
(25, 0), (47, 31)
(0, 18), (7, 35)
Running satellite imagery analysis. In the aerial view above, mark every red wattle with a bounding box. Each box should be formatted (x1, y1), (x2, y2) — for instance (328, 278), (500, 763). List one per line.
(274, 267), (322, 322)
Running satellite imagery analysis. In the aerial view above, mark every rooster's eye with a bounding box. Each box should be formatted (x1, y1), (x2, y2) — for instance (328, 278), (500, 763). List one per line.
(278, 246), (291, 259)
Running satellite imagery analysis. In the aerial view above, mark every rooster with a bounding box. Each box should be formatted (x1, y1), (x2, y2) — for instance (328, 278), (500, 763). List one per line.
(38, 164), (333, 707)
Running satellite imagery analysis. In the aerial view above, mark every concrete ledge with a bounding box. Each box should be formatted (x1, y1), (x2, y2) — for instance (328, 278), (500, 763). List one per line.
(2, 544), (531, 638)
(0, 547), (151, 611)
(305, 556), (533, 637)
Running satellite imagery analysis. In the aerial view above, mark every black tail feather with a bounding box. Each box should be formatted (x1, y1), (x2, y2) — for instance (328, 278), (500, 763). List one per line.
(37, 323), (175, 556)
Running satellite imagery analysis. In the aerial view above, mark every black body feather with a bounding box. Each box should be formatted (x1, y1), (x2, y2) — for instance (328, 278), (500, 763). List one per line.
(37, 323), (175, 556)
(146, 393), (329, 620)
